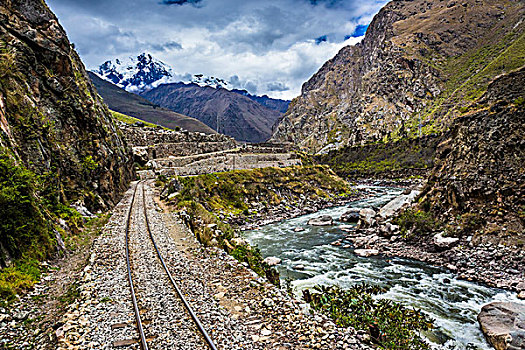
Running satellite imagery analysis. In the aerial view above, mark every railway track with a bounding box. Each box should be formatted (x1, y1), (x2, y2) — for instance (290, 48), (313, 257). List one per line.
(124, 181), (218, 350)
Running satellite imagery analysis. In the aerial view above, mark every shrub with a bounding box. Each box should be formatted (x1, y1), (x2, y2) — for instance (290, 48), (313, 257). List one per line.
(394, 208), (440, 237)
(0, 259), (41, 302)
(305, 284), (433, 349)
(0, 153), (53, 261)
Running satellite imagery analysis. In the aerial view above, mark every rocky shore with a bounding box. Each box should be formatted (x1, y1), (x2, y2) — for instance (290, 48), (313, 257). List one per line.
(237, 179), (418, 231)
(237, 180), (524, 297)
(348, 228), (525, 294)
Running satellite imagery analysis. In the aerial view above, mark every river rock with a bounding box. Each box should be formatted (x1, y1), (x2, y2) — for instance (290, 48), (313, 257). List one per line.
(378, 190), (420, 218)
(340, 209), (360, 223)
(339, 225), (354, 232)
(477, 302), (525, 350)
(307, 215), (334, 226)
(263, 257), (282, 266)
(294, 227), (305, 232)
(433, 232), (460, 250)
(379, 222), (399, 237)
(358, 208), (376, 228)
(354, 249), (380, 257)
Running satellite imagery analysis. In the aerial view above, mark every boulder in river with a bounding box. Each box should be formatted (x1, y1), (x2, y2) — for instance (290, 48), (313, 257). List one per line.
(378, 190), (420, 218)
(293, 227), (305, 232)
(354, 249), (380, 257)
(340, 209), (360, 223)
(477, 302), (525, 350)
(263, 257), (282, 266)
(307, 215), (334, 226)
(358, 208), (376, 228)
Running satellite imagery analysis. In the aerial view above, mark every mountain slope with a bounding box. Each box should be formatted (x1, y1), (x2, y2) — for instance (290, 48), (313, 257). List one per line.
(88, 72), (215, 134)
(141, 83), (281, 143)
(231, 89), (290, 114)
(271, 0), (525, 153)
(0, 0), (134, 262)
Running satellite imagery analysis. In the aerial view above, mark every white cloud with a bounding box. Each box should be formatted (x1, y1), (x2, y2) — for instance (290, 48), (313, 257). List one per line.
(47, 0), (388, 100)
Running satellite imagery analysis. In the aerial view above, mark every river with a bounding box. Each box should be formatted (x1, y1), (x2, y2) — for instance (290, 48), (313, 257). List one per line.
(243, 185), (524, 349)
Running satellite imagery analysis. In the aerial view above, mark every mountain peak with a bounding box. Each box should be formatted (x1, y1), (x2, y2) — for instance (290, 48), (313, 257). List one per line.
(95, 53), (172, 92)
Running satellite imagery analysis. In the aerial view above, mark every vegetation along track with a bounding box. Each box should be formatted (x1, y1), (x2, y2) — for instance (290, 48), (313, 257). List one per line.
(124, 181), (218, 349)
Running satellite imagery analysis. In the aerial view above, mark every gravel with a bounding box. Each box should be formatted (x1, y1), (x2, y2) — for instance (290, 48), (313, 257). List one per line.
(4, 181), (371, 349)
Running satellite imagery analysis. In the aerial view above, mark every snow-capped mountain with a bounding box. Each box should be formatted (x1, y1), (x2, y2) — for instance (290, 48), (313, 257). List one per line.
(191, 74), (228, 89)
(96, 53), (173, 92)
(95, 53), (231, 92)
(94, 53), (290, 115)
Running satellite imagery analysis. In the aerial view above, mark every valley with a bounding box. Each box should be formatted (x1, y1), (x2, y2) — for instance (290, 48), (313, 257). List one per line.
(0, 0), (523, 349)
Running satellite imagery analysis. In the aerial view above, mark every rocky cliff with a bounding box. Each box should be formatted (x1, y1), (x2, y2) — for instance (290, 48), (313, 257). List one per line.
(0, 0), (134, 261)
(141, 83), (282, 143)
(271, 0), (525, 153)
(419, 67), (525, 244)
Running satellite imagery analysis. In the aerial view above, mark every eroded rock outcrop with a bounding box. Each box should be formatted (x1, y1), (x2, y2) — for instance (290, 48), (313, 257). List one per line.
(271, 0), (524, 153)
(419, 67), (525, 244)
(0, 0), (134, 259)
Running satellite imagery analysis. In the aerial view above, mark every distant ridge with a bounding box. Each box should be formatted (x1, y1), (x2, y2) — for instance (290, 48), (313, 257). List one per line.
(89, 72), (215, 134)
(141, 82), (281, 143)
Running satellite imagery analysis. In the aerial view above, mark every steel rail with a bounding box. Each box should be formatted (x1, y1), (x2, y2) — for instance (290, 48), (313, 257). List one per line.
(140, 182), (218, 350)
(124, 182), (150, 350)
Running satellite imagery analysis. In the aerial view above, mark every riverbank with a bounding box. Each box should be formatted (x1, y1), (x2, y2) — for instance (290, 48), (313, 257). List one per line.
(349, 227), (525, 293)
(237, 179), (523, 295)
(239, 178), (422, 231)
(242, 185), (524, 349)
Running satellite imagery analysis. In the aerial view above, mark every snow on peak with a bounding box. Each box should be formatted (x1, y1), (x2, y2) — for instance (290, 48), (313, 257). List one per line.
(190, 74), (228, 89)
(95, 53), (173, 92)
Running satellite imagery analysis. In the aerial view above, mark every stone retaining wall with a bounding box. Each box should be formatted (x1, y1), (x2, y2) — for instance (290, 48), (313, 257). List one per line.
(155, 153), (301, 176)
(119, 123), (237, 157)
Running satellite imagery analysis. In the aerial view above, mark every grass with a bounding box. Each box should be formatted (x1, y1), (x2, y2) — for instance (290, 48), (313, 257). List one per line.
(171, 165), (355, 215)
(316, 136), (440, 178)
(0, 259), (41, 304)
(110, 110), (162, 128)
(305, 283), (434, 349)
(394, 208), (441, 238)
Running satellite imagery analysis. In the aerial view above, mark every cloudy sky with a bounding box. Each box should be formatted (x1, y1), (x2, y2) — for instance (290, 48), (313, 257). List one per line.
(47, 0), (389, 100)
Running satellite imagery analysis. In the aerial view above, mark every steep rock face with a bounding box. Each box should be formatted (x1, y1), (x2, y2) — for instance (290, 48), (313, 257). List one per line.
(0, 1), (134, 211)
(141, 83), (281, 143)
(271, 0), (524, 153)
(419, 67), (525, 244)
